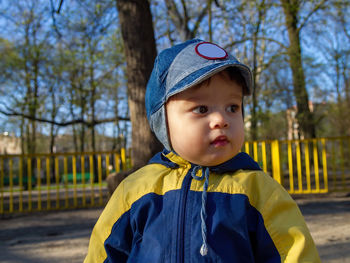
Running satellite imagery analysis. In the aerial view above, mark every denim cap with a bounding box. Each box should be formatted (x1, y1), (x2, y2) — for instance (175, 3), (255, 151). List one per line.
(145, 38), (253, 150)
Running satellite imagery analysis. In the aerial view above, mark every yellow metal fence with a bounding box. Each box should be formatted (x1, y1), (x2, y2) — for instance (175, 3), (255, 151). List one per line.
(1, 137), (350, 215)
(0, 149), (131, 215)
(244, 137), (350, 194)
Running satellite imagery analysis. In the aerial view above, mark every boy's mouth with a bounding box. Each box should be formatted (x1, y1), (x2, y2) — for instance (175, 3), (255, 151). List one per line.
(211, 135), (229, 147)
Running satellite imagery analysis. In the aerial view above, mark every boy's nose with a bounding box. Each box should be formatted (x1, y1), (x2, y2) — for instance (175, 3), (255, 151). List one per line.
(209, 112), (229, 129)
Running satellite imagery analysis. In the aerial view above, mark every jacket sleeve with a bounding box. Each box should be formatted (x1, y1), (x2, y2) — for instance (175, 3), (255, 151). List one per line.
(84, 181), (132, 263)
(258, 182), (321, 262)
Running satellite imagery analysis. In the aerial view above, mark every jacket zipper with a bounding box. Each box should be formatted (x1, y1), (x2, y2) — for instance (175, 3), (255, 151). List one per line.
(177, 167), (194, 263)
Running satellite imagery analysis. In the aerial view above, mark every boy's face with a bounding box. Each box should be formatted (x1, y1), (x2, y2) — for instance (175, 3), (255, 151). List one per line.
(166, 71), (244, 166)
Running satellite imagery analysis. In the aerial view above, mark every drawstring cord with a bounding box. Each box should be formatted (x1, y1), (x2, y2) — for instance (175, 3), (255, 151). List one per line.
(191, 165), (210, 256)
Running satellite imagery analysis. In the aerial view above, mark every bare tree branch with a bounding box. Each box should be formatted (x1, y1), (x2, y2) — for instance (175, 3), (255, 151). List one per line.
(165, 0), (209, 40)
(0, 107), (129, 127)
(50, 0), (63, 38)
(192, 4), (209, 38)
(298, 0), (328, 32)
(180, 0), (189, 25)
(224, 36), (288, 50)
(57, 0), (64, 14)
(165, 0), (184, 31)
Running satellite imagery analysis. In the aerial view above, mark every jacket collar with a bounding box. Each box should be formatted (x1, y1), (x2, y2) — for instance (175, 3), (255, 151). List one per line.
(148, 149), (261, 173)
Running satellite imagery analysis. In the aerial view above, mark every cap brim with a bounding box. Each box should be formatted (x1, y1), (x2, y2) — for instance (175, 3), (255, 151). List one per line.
(166, 61), (252, 101)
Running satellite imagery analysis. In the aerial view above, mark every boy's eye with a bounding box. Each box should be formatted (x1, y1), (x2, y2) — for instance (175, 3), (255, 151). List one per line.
(193, 105), (208, 114)
(227, 104), (239, 113)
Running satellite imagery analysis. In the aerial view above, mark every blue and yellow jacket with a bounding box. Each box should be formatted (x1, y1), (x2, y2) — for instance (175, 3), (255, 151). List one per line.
(85, 151), (320, 262)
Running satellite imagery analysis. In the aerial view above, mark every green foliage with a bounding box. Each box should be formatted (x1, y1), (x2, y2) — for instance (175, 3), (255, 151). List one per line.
(0, 0), (127, 153)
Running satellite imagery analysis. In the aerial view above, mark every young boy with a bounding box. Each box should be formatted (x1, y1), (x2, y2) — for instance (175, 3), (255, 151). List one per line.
(85, 39), (320, 262)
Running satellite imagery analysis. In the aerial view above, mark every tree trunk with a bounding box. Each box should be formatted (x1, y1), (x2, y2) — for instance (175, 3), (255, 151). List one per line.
(116, 0), (162, 168)
(79, 83), (86, 152)
(249, 0), (267, 141)
(280, 0), (315, 138)
(20, 116), (25, 154)
(250, 50), (259, 141)
(250, 6), (262, 141)
(89, 64), (96, 153)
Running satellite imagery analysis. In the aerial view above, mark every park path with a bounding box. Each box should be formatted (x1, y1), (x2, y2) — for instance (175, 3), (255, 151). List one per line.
(0, 194), (349, 263)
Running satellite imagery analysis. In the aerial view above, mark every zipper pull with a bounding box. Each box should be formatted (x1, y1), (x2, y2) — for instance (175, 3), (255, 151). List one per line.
(200, 243), (208, 256)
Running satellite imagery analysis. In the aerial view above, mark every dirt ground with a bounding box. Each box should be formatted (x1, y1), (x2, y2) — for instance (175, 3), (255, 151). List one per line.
(0, 193), (349, 263)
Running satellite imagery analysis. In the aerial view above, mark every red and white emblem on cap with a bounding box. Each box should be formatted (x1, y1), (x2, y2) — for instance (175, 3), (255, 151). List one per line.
(195, 42), (228, 60)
